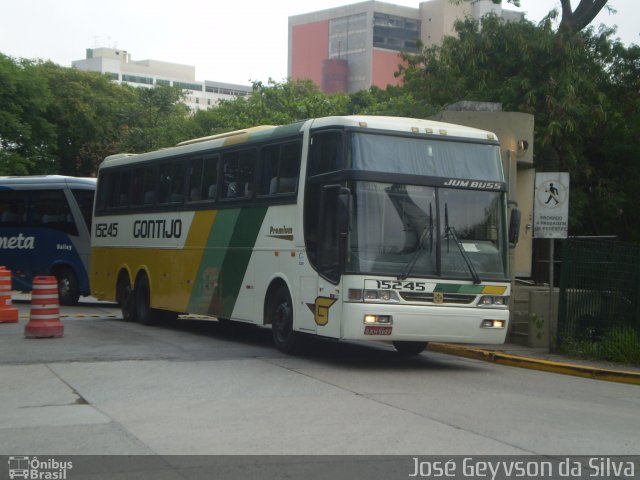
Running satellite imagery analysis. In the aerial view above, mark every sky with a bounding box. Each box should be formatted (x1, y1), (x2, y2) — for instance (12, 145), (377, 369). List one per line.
(1, 0), (638, 86)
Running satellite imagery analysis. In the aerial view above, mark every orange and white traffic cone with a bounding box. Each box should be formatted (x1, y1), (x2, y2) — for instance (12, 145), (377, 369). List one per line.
(0, 266), (18, 323)
(25, 276), (64, 338)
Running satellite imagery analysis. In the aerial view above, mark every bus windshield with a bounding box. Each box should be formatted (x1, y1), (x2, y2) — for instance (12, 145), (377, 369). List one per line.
(349, 182), (507, 280)
(350, 132), (503, 180)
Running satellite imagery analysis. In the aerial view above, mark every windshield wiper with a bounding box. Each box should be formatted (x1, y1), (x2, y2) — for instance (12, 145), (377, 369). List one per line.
(399, 203), (433, 280)
(444, 204), (481, 284)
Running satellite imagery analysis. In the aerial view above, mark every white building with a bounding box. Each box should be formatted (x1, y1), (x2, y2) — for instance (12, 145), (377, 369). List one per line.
(73, 48), (252, 110)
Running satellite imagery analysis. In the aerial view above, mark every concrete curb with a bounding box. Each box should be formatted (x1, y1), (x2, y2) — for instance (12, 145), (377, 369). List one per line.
(426, 343), (640, 386)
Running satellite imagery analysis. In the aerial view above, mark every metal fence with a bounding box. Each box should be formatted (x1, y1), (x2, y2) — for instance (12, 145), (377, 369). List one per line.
(557, 238), (640, 362)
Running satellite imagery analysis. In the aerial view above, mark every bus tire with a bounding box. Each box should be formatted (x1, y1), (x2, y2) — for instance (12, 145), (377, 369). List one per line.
(55, 268), (79, 306)
(134, 274), (156, 326)
(270, 285), (299, 354)
(116, 273), (136, 322)
(393, 341), (427, 356)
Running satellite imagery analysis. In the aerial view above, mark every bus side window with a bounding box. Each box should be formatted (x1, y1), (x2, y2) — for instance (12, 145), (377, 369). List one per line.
(260, 145), (279, 195)
(222, 149), (256, 199)
(259, 142), (301, 196)
(187, 157), (204, 202)
(118, 170), (131, 207)
(308, 131), (344, 177)
(131, 167), (146, 206)
(32, 190), (78, 236)
(158, 162), (186, 205)
(202, 155), (218, 200)
(96, 172), (109, 212)
(71, 189), (95, 231)
(278, 142), (301, 193)
(142, 166), (157, 206)
(105, 172), (120, 209)
(0, 190), (28, 226)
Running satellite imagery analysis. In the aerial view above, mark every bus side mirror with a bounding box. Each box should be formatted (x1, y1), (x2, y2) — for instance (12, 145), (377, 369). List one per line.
(508, 207), (521, 248)
(337, 188), (352, 237)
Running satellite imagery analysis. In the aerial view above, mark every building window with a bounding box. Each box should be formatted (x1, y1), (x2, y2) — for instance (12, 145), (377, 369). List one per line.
(122, 74), (153, 85)
(174, 81), (203, 92)
(373, 12), (421, 52)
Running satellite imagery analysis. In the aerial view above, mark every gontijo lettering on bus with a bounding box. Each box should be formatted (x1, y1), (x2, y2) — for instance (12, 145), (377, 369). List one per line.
(133, 219), (182, 239)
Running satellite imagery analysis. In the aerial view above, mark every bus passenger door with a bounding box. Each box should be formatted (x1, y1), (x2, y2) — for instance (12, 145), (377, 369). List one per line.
(309, 184), (346, 340)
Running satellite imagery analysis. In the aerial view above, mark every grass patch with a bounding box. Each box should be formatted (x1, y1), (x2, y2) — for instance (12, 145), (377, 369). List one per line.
(559, 326), (640, 365)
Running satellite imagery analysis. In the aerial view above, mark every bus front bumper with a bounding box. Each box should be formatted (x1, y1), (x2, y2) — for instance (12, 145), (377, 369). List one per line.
(341, 303), (509, 344)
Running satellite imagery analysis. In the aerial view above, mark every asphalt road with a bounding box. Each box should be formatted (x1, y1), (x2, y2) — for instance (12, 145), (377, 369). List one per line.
(1, 300), (639, 461)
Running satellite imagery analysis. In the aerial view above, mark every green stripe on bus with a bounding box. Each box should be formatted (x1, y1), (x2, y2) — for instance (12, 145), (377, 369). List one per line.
(218, 207), (268, 318)
(435, 283), (485, 294)
(188, 209), (240, 314)
(188, 207), (268, 318)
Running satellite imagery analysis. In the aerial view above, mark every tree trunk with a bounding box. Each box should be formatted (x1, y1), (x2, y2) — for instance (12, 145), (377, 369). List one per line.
(559, 0), (609, 33)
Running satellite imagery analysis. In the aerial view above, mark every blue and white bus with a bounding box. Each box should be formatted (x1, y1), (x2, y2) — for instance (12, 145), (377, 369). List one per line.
(0, 175), (96, 305)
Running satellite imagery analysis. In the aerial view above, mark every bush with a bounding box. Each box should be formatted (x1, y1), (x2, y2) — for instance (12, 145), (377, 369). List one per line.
(559, 327), (640, 365)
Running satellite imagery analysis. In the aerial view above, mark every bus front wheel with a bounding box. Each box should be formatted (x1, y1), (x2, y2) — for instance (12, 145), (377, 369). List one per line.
(55, 268), (79, 306)
(393, 341), (428, 356)
(270, 285), (299, 354)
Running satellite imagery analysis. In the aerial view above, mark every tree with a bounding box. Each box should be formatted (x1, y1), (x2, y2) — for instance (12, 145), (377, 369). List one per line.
(397, 15), (640, 239)
(189, 79), (351, 137)
(119, 85), (191, 152)
(559, 0), (609, 33)
(453, 0), (610, 33)
(0, 54), (56, 175)
(32, 61), (141, 176)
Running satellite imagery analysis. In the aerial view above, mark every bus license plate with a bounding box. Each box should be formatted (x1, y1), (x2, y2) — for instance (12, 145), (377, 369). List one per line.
(364, 325), (392, 335)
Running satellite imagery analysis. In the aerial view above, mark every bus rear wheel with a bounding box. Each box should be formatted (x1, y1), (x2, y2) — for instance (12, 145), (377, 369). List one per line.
(134, 274), (155, 326)
(393, 341), (428, 356)
(55, 268), (79, 306)
(116, 274), (135, 322)
(270, 285), (299, 354)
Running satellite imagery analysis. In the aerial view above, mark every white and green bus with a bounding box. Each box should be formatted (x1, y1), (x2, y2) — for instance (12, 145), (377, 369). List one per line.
(91, 116), (520, 355)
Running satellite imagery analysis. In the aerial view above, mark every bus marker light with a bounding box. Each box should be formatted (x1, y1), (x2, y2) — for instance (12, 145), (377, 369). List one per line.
(363, 314), (393, 325)
(481, 319), (505, 329)
(348, 289), (362, 301)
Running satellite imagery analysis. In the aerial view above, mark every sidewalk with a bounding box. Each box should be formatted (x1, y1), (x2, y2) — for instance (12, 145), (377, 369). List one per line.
(427, 342), (640, 386)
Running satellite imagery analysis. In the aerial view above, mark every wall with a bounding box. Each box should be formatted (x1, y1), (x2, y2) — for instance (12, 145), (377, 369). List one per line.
(290, 21), (330, 86)
(371, 49), (405, 89)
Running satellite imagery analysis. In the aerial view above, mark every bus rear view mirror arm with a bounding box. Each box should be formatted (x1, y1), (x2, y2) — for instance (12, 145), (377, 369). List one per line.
(337, 187), (352, 237)
(508, 207), (521, 248)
